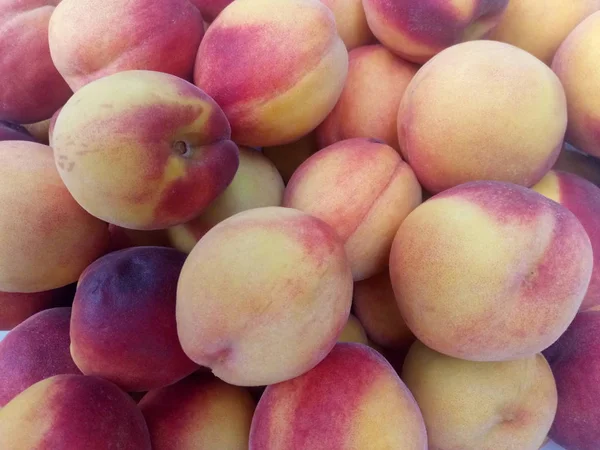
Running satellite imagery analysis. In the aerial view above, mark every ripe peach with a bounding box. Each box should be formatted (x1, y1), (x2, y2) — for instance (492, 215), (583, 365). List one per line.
(0, 375), (151, 449)
(338, 314), (369, 344)
(48, 0), (204, 91)
(140, 373), (255, 450)
(544, 311), (600, 450)
(488, 0), (600, 65)
(262, 133), (318, 184)
(0, 121), (35, 142)
(403, 341), (557, 450)
(0, 308), (81, 407)
(177, 207), (353, 386)
(249, 343), (428, 449)
(390, 181), (593, 361)
(194, 0), (348, 147)
(319, 0), (374, 50)
(552, 11), (600, 158)
(398, 40), (567, 193)
(0, 141), (109, 293)
(284, 138), (422, 281)
(533, 171), (600, 311)
(70, 247), (198, 392)
(317, 45), (418, 150)
(353, 271), (414, 350)
(0, 0), (72, 124)
(362, 0), (509, 63)
(168, 147), (284, 252)
(52, 70), (239, 230)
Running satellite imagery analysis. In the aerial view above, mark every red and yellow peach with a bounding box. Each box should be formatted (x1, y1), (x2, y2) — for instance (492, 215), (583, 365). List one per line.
(319, 0), (374, 50)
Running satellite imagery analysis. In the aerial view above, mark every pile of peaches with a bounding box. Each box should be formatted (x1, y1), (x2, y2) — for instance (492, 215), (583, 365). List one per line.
(1, 0), (600, 449)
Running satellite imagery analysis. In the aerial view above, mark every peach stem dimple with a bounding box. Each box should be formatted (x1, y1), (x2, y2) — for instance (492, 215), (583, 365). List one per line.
(172, 140), (191, 157)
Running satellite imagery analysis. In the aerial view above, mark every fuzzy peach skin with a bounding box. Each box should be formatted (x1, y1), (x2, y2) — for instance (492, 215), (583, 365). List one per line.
(543, 311), (600, 450)
(533, 170), (600, 312)
(0, 374), (151, 449)
(194, 0), (348, 147)
(0, 121), (35, 142)
(552, 12), (600, 159)
(403, 341), (557, 450)
(177, 206), (353, 386)
(397, 40), (567, 194)
(362, 0), (509, 63)
(317, 45), (418, 150)
(338, 314), (369, 344)
(52, 70), (239, 230)
(0, 141), (109, 293)
(249, 343), (427, 449)
(284, 138), (422, 281)
(0, 308), (81, 407)
(263, 133), (319, 184)
(353, 271), (414, 350)
(192, 0), (235, 22)
(48, 0), (204, 91)
(554, 143), (600, 187)
(168, 147), (284, 253)
(0, 0), (72, 124)
(0, 284), (75, 330)
(390, 181), (593, 362)
(140, 372), (255, 450)
(320, 0), (374, 50)
(22, 117), (52, 145)
(71, 247), (198, 392)
(488, 0), (600, 65)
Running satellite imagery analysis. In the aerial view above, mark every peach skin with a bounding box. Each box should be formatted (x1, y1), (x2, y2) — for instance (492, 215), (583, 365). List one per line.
(0, 141), (109, 293)
(319, 0), (374, 50)
(0, 0), (72, 124)
(262, 133), (319, 184)
(249, 343), (428, 449)
(176, 206), (353, 386)
(21, 117), (52, 144)
(338, 314), (369, 344)
(168, 146), (284, 253)
(397, 40), (567, 193)
(362, 0), (509, 63)
(533, 170), (600, 311)
(552, 11), (600, 159)
(316, 45), (419, 150)
(403, 341), (557, 450)
(192, 0), (235, 22)
(194, 0), (349, 147)
(140, 372), (255, 450)
(52, 70), (239, 230)
(488, 0), (600, 65)
(0, 308), (81, 407)
(48, 0), (204, 91)
(0, 374), (151, 449)
(284, 138), (422, 281)
(390, 181), (593, 362)
(71, 247), (198, 392)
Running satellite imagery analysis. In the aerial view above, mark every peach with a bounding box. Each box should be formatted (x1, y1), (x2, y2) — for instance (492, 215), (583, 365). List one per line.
(552, 11), (600, 159)
(177, 206), (353, 386)
(319, 0), (374, 50)
(22, 117), (52, 145)
(0, 141), (109, 293)
(249, 343), (427, 449)
(544, 311), (600, 450)
(0, 121), (35, 142)
(48, 0), (204, 91)
(402, 341), (557, 450)
(338, 314), (369, 344)
(52, 70), (239, 230)
(0, 308), (81, 407)
(488, 0), (600, 65)
(0, 374), (151, 449)
(553, 143), (600, 187)
(397, 40), (567, 193)
(362, 0), (509, 63)
(107, 224), (172, 253)
(0, 284), (74, 330)
(71, 247), (197, 392)
(0, 0), (72, 124)
(140, 372), (255, 449)
(533, 170), (600, 311)
(262, 133), (319, 184)
(353, 271), (414, 350)
(390, 181), (593, 361)
(194, 0), (348, 147)
(192, 0), (235, 22)
(284, 138), (422, 281)
(316, 45), (418, 150)
(168, 147), (284, 252)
